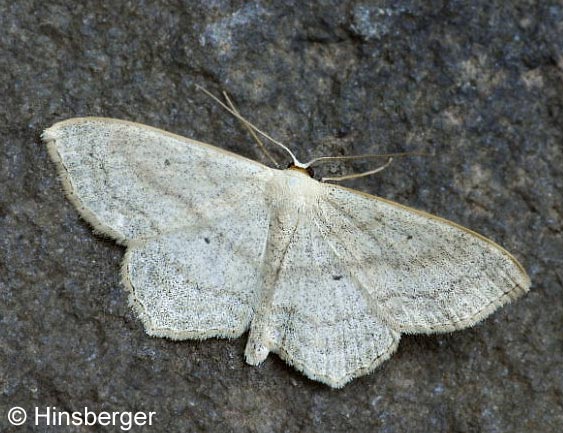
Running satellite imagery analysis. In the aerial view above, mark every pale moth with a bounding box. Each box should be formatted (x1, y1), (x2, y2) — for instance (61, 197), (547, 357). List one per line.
(43, 92), (530, 388)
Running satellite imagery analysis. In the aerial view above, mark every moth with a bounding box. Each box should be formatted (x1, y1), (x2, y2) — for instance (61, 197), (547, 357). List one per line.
(44, 107), (530, 388)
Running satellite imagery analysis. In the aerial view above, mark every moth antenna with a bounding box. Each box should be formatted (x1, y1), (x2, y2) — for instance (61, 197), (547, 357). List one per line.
(221, 91), (281, 168)
(196, 84), (300, 167)
(306, 151), (428, 167)
(322, 157), (394, 182)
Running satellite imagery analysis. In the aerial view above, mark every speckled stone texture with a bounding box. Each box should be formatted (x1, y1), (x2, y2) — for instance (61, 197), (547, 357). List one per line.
(1, 1), (561, 432)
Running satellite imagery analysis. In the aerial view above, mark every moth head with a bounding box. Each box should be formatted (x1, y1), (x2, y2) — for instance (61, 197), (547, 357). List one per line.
(287, 162), (315, 178)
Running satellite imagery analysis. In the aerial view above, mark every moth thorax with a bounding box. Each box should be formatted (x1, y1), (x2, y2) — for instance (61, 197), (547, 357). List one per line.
(264, 169), (321, 215)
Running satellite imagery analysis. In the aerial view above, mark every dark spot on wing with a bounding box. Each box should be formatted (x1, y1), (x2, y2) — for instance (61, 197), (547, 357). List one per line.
(204, 237), (210, 244)
(332, 275), (342, 280)
(164, 159), (171, 166)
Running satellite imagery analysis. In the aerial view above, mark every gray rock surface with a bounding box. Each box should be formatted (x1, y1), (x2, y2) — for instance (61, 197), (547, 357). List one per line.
(1, 0), (561, 432)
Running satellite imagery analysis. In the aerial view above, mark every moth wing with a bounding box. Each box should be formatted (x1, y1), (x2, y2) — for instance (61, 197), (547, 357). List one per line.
(44, 117), (272, 243)
(316, 184), (531, 333)
(45, 117), (273, 338)
(123, 218), (269, 339)
(245, 211), (400, 388)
